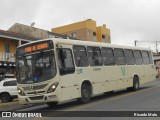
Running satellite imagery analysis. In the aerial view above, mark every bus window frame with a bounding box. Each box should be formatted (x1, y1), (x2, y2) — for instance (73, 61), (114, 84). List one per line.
(124, 49), (135, 65)
(101, 47), (115, 66)
(114, 48), (126, 65)
(87, 46), (103, 66)
(141, 50), (150, 65)
(57, 48), (75, 75)
(133, 50), (143, 65)
(73, 45), (89, 67)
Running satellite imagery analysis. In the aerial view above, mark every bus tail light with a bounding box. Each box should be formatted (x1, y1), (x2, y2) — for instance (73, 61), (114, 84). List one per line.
(17, 88), (25, 96)
(47, 82), (59, 93)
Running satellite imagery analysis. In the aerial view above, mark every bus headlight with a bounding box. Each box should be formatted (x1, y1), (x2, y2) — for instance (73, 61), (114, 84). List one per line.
(47, 82), (59, 93)
(17, 88), (25, 96)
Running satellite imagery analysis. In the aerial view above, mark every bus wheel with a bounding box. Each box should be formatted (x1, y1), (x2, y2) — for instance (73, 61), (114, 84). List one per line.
(47, 102), (58, 107)
(132, 76), (139, 91)
(78, 84), (91, 104)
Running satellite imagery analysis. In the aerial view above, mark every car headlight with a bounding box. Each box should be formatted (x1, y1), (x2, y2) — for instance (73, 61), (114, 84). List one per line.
(47, 82), (59, 93)
(17, 87), (25, 96)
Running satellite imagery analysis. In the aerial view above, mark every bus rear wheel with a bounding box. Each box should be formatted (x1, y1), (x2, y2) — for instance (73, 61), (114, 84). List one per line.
(78, 84), (91, 104)
(133, 77), (139, 91)
(129, 76), (139, 91)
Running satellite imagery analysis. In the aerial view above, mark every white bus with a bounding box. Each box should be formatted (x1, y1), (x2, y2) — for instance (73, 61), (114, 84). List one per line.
(16, 38), (156, 107)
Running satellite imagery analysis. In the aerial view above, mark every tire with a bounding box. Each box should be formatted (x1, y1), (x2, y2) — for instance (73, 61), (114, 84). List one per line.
(47, 102), (58, 107)
(78, 84), (91, 104)
(0, 93), (11, 103)
(132, 76), (139, 91)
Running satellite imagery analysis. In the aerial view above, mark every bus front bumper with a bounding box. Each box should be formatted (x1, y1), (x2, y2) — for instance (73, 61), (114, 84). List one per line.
(18, 93), (59, 105)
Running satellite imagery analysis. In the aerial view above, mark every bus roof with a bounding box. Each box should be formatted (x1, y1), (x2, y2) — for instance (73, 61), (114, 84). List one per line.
(17, 38), (151, 51)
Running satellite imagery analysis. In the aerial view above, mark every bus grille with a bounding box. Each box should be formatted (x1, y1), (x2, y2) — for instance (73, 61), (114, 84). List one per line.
(22, 84), (48, 91)
(27, 91), (45, 95)
(29, 96), (44, 100)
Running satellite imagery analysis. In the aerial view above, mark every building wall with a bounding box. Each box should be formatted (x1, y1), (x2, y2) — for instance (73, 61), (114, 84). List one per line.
(8, 23), (48, 39)
(52, 19), (97, 41)
(52, 19), (96, 33)
(0, 29), (35, 77)
(51, 19), (111, 43)
(96, 25), (111, 43)
(0, 37), (17, 54)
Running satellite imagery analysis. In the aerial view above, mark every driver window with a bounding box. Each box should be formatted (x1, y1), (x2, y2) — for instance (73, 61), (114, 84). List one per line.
(57, 48), (75, 75)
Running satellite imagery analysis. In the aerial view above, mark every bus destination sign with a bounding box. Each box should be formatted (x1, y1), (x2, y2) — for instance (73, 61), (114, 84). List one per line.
(16, 40), (54, 57)
(25, 43), (48, 53)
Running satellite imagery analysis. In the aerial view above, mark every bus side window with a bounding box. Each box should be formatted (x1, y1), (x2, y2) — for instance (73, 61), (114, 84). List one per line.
(57, 48), (75, 75)
(124, 49), (135, 65)
(114, 48), (126, 65)
(141, 51), (150, 64)
(87, 47), (103, 66)
(133, 50), (143, 65)
(101, 47), (115, 65)
(73, 45), (89, 67)
(148, 51), (153, 64)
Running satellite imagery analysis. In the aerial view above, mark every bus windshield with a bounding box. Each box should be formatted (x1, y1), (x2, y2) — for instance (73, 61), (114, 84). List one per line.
(16, 51), (56, 84)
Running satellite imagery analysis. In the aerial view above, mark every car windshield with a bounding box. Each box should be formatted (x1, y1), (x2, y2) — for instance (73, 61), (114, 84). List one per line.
(16, 51), (56, 84)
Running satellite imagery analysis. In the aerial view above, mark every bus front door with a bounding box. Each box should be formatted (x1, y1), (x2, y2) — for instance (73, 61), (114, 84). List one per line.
(57, 45), (79, 101)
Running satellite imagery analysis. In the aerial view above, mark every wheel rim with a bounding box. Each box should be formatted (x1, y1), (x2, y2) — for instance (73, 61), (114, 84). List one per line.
(135, 81), (139, 89)
(134, 79), (139, 90)
(82, 88), (90, 100)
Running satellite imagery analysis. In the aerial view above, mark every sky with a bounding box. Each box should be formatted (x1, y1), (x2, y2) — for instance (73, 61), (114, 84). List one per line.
(0, 0), (160, 51)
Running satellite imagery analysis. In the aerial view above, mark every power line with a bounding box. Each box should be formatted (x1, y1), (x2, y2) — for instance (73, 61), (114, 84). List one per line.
(134, 40), (160, 53)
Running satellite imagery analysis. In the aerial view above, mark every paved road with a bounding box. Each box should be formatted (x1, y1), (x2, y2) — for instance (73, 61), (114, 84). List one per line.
(1, 79), (160, 120)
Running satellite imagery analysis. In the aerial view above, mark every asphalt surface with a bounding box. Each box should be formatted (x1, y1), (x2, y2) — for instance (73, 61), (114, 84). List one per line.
(1, 79), (160, 120)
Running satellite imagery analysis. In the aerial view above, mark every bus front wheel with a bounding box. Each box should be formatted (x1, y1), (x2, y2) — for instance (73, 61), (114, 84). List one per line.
(78, 84), (91, 104)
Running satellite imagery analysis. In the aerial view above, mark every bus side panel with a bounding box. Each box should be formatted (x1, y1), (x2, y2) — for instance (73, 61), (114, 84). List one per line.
(126, 65), (133, 87)
(117, 66), (129, 89)
(133, 65), (145, 85)
(125, 65), (143, 87)
(75, 67), (91, 96)
(89, 67), (106, 95)
(60, 74), (80, 101)
(104, 66), (118, 92)
(143, 64), (156, 83)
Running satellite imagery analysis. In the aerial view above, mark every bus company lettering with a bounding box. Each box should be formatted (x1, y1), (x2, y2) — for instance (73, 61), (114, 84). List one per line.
(77, 68), (83, 74)
(121, 66), (126, 76)
(93, 68), (101, 71)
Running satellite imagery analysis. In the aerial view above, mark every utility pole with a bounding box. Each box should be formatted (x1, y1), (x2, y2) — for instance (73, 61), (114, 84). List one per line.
(135, 40), (159, 53)
(134, 40), (137, 46)
(156, 41), (158, 54)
